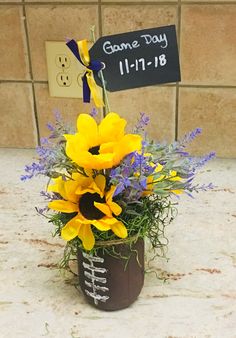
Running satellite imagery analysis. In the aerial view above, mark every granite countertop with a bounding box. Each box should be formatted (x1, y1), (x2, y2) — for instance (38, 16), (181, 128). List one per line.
(0, 149), (235, 338)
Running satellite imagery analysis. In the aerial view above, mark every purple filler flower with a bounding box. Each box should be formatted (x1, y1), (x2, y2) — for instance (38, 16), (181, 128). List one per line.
(193, 152), (216, 169)
(53, 109), (61, 121)
(90, 108), (98, 118)
(134, 112), (150, 132)
(20, 162), (46, 181)
(46, 123), (55, 132)
(178, 128), (202, 149)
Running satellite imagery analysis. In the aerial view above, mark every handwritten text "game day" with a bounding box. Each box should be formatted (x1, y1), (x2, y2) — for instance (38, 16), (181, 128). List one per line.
(103, 33), (168, 55)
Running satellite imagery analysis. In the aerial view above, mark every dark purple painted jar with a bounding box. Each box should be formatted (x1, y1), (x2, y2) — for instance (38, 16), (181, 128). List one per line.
(77, 238), (144, 311)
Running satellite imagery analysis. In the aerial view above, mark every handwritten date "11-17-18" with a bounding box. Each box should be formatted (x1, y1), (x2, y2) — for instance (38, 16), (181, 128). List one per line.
(119, 54), (167, 76)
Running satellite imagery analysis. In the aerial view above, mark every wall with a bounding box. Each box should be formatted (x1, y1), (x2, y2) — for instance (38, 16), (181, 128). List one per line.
(0, 0), (236, 157)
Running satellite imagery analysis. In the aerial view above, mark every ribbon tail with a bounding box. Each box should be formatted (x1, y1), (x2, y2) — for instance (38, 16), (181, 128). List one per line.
(86, 72), (104, 108)
(82, 73), (91, 103)
(66, 39), (84, 65)
(67, 39), (104, 108)
(77, 40), (90, 66)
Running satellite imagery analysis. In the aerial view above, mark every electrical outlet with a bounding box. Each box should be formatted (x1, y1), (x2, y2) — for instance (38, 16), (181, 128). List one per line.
(55, 54), (70, 69)
(56, 72), (72, 87)
(45, 41), (87, 98)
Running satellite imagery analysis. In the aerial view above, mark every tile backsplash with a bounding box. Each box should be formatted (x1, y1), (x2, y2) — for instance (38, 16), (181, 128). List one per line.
(0, 0), (236, 157)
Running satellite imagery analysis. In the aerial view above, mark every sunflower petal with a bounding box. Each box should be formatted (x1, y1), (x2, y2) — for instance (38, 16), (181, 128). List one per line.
(78, 224), (95, 250)
(99, 142), (115, 154)
(76, 186), (98, 197)
(109, 201), (122, 216)
(111, 221), (127, 238)
(64, 176), (82, 203)
(106, 185), (116, 202)
(102, 217), (119, 225)
(99, 112), (126, 143)
(113, 134), (142, 166)
(48, 177), (67, 200)
(61, 216), (81, 241)
(73, 175), (94, 195)
(94, 175), (106, 195)
(76, 178), (105, 197)
(76, 212), (92, 224)
(77, 114), (99, 147)
(48, 200), (78, 213)
(91, 219), (111, 231)
(94, 202), (112, 217)
(65, 133), (89, 164)
(75, 152), (114, 170)
(63, 134), (74, 141)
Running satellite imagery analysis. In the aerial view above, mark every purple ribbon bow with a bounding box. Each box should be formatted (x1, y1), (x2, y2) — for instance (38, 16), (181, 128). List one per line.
(66, 39), (103, 103)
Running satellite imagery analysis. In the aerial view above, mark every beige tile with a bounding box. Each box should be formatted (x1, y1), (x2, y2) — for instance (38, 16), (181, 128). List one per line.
(0, 1), (21, 3)
(26, 5), (99, 81)
(0, 6), (30, 80)
(36, 83), (176, 142)
(102, 5), (178, 35)
(183, 0), (236, 2)
(26, 0), (96, 2)
(178, 87), (236, 158)
(108, 86), (176, 142)
(0, 83), (36, 148)
(35, 83), (98, 138)
(103, 0), (177, 2)
(181, 5), (236, 85)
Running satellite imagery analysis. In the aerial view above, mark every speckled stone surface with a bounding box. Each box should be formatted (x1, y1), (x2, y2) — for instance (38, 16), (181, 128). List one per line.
(0, 149), (235, 338)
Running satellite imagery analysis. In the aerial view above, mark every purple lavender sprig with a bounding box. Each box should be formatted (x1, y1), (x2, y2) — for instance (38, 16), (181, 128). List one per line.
(111, 150), (155, 201)
(46, 110), (73, 139)
(35, 206), (49, 217)
(40, 190), (61, 201)
(21, 113), (77, 181)
(190, 152), (216, 170)
(150, 128), (202, 160)
(180, 128), (202, 148)
(184, 182), (215, 198)
(134, 112), (150, 133)
(90, 108), (98, 118)
(21, 162), (46, 181)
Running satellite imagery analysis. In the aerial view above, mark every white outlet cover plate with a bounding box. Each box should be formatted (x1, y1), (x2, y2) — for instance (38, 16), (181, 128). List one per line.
(45, 41), (86, 98)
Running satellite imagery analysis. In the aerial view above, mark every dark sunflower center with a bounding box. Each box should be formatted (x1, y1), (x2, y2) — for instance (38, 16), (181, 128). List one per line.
(89, 145), (100, 155)
(79, 192), (105, 220)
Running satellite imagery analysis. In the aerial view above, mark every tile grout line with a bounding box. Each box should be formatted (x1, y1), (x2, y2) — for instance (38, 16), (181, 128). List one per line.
(1, 79), (236, 89)
(175, 0), (182, 141)
(22, 0), (40, 146)
(180, 84), (236, 88)
(3, 2), (236, 5)
(100, 1), (236, 3)
(0, 79), (47, 84)
(98, 0), (108, 116)
(98, 0), (103, 37)
(2, 1), (236, 4)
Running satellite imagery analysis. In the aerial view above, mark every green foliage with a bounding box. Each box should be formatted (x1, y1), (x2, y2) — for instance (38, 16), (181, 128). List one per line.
(26, 114), (214, 269)
(49, 194), (176, 267)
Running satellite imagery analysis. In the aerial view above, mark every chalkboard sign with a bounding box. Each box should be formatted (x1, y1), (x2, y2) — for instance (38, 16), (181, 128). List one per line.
(89, 25), (181, 92)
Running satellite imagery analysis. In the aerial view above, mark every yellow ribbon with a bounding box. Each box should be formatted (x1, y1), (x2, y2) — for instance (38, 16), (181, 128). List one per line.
(77, 40), (104, 108)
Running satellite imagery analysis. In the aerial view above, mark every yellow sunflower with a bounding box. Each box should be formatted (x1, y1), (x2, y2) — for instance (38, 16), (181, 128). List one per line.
(48, 173), (127, 250)
(64, 112), (142, 170)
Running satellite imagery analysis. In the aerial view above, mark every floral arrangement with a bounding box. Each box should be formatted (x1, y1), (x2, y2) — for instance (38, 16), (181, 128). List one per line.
(22, 109), (215, 266)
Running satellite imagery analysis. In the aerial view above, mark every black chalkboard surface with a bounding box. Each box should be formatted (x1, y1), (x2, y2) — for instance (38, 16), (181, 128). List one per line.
(89, 25), (181, 92)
